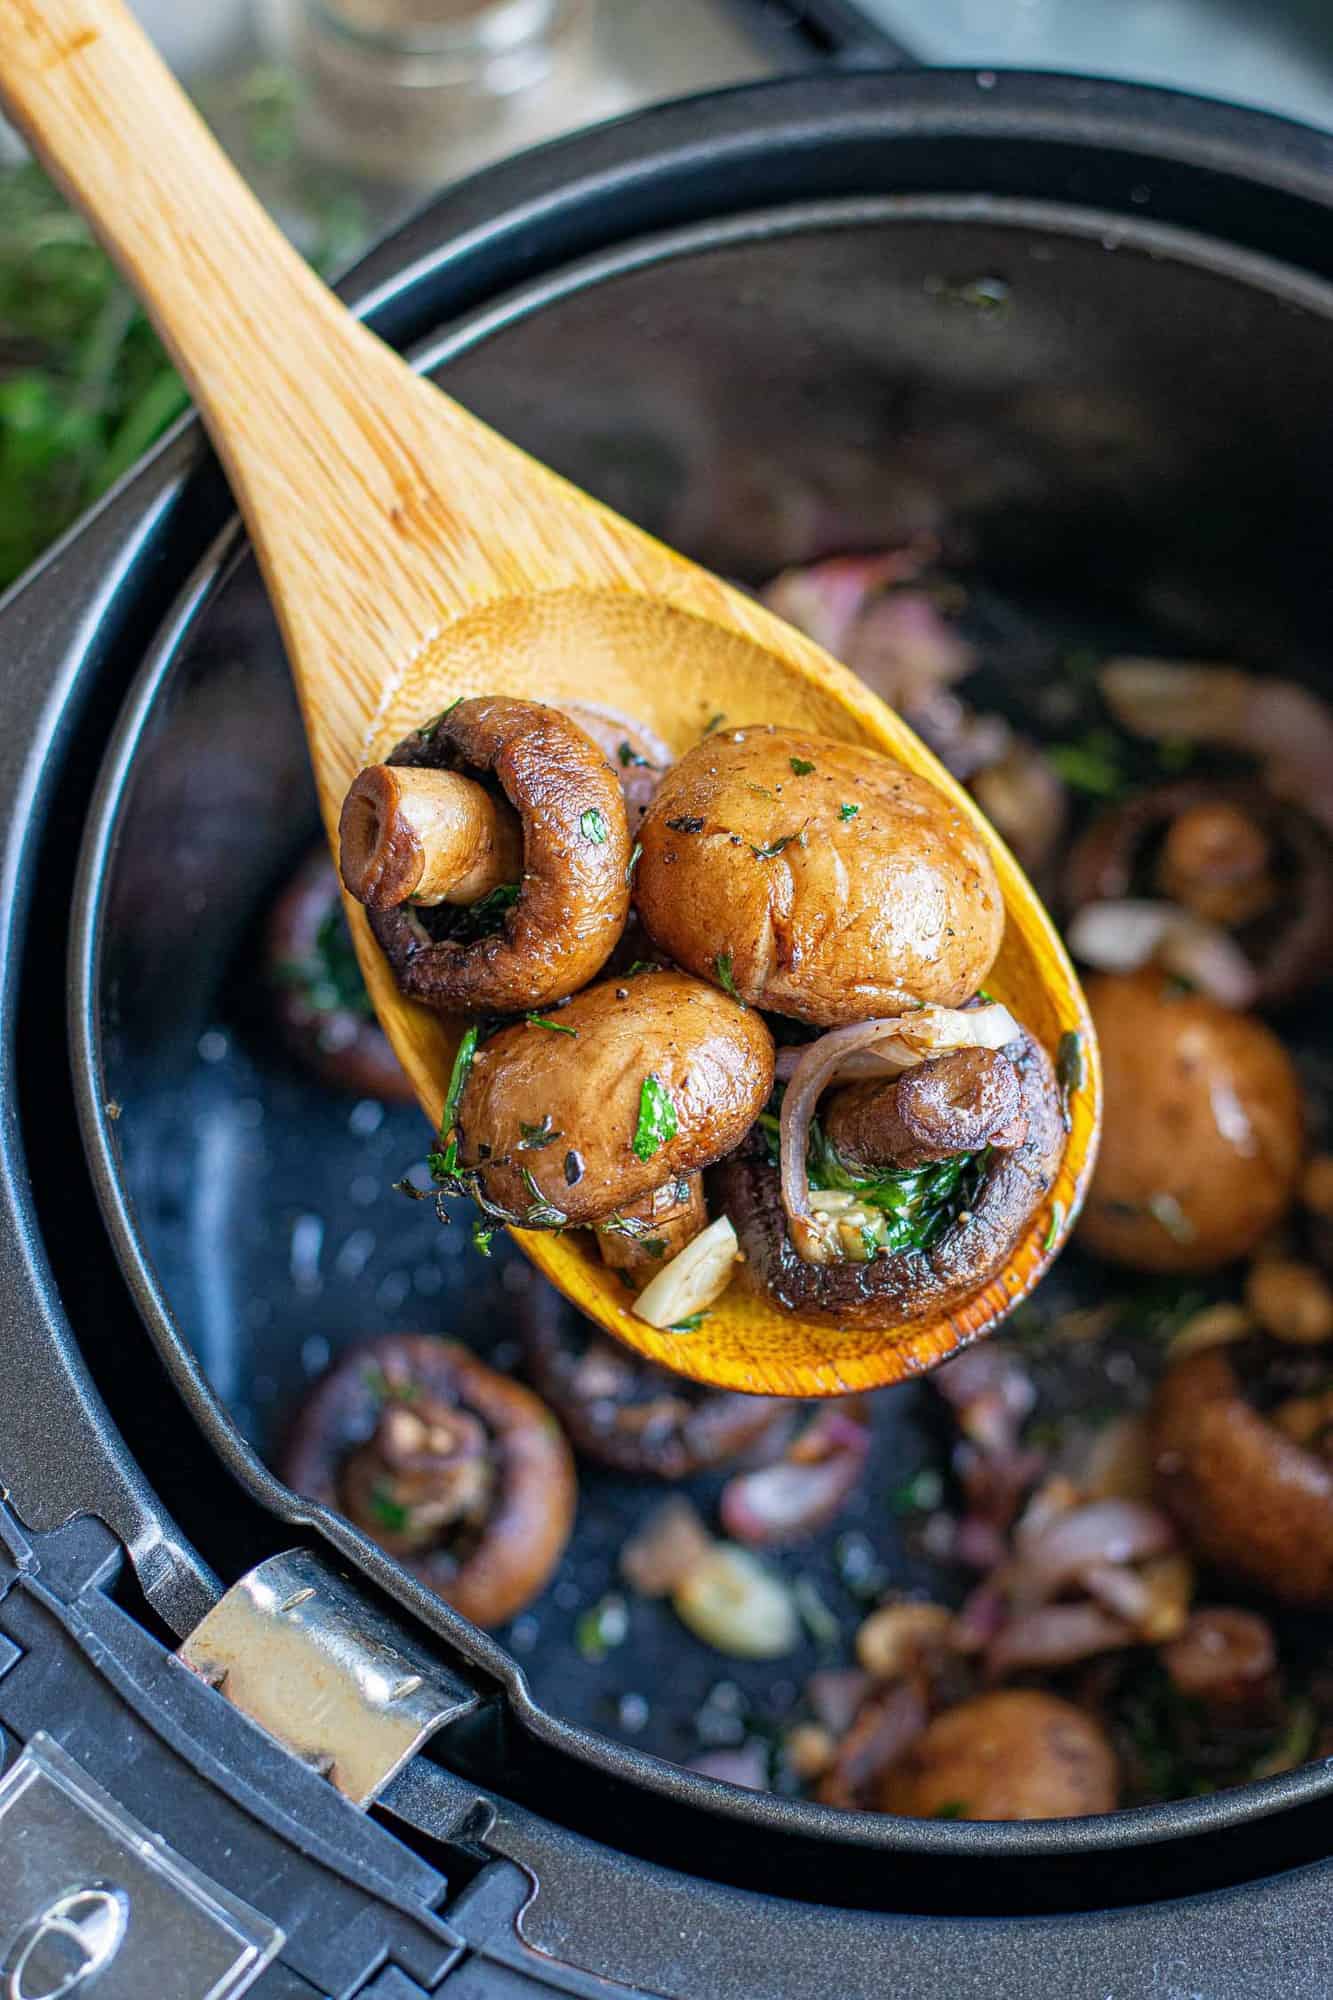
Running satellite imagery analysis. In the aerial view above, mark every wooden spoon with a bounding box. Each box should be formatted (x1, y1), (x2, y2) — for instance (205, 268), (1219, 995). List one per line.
(4, 0), (1099, 1397)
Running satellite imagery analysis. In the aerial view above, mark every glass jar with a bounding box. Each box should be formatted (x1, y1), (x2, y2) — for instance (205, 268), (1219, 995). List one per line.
(258, 0), (610, 185)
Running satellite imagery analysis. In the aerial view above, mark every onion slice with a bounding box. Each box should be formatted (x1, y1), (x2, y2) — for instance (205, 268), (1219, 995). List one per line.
(1067, 898), (1259, 1009)
(720, 1405), (871, 1547)
(779, 1003), (1021, 1251)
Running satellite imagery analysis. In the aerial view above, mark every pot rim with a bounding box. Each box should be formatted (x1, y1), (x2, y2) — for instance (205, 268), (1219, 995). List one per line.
(66, 142), (1333, 1859)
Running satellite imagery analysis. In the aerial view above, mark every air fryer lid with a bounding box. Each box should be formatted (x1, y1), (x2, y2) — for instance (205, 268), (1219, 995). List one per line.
(3, 71), (1333, 1974)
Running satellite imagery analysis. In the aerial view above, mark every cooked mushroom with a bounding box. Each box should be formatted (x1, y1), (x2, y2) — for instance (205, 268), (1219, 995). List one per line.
(342, 697), (632, 1014)
(824, 1048), (1026, 1172)
(876, 1689), (1119, 1821)
(281, 1333), (576, 1626)
(1151, 1343), (1333, 1606)
(633, 726), (1003, 1025)
(452, 969), (774, 1228)
(1162, 1609), (1281, 1724)
(1079, 971), (1306, 1272)
(518, 1281), (791, 1478)
(265, 844), (415, 1102)
(717, 1026), (1062, 1330)
(596, 1174), (707, 1286)
(1065, 779), (1332, 1007)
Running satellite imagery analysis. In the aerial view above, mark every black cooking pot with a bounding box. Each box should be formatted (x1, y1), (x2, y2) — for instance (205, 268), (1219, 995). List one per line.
(3, 69), (1333, 1999)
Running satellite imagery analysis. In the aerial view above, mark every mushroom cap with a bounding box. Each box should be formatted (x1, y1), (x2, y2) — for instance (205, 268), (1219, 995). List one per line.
(366, 696), (631, 1015)
(455, 969), (775, 1227)
(877, 1690), (1119, 1821)
(1079, 970), (1305, 1273)
(824, 1048), (1025, 1171)
(518, 1283), (792, 1478)
(633, 726), (1003, 1025)
(1151, 1346), (1333, 1607)
(279, 1334), (576, 1627)
(718, 1028), (1062, 1330)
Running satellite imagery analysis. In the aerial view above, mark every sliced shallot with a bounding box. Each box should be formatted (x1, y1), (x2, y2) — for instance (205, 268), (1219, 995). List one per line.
(984, 1601), (1133, 1676)
(720, 1404), (871, 1547)
(1066, 898), (1258, 1009)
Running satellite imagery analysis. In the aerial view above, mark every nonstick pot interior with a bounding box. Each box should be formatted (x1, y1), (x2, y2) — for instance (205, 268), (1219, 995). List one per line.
(75, 185), (1333, 1870)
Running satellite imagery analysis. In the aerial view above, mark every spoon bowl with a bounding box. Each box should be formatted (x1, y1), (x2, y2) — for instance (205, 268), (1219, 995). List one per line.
(3, 0), (1099, 1395)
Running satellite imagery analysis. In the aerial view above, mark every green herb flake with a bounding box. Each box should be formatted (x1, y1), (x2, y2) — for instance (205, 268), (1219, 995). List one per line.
(1044, 729), (1127, 799)
(439, 879), (520, 940)
(471, 1218), (497, 1257)
(416, 695), (464, 738)
(618, 740), (652, 768)
(669, 1312), (708, 1333)
(891, 1466), (945, 1515)
(793, 1576), (841, 1651)
(838, 802), (860, 822)
(580, 806), (610, 845)
(715, 952), (745, 1006)
(518, 1115), (563, 1151)
(1056, 1028), (1085, 1131)
(932, 1802), (968, 1820)
(625, 959), (661, 976)
(704, 712), (727, 734)
(633, 1073), (679, 1162)
(746, 781), (775, 800)
(789, 1119), (990, 1258)
(526, 1012), (579, 1037)
(749, 829), (801, 861)
(369, 1485), (409, 1534)
(789, 756), (816, 776)
(1044, 1201), (1065, 1253)
(626, 840), (643, 886)
(428, 1023), (479, 1180)
(575, 1592), (629, 1662)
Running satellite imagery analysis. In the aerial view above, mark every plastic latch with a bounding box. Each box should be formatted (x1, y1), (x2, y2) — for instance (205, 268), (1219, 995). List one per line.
(177, 1548), (479, 1809)
(0, 1732), (283, 2000)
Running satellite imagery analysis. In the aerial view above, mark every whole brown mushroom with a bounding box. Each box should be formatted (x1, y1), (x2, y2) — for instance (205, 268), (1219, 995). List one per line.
(453, 969), (774, 1229)
(633, 726), (1003, 1025)
(341, 696), (631, 1015)
(824, 1048), (1026, 1172)
(1151, 1343), (1333, 1607)
(877, 1689), (1119, 1821)
(281, 1334), (576, 1627)
(1079, 971), (1305, 1273)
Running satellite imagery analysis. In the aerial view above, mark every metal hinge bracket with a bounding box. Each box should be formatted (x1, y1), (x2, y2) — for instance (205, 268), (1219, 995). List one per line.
(178, 1548), (479, 1808)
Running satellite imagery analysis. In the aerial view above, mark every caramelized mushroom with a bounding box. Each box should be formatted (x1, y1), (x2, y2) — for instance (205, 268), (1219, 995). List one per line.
(1151, 1343), (1333, 1606)
(718, 1027), (1062, 1330)
(265, 845), (415, 1102)
(1079, 972), (1305, 1272)
(281, 1333), (575, 1626)
(824, 1049), (1026, 1172)
(1065, 779), (1333, 1008)
(634, 726), (1003, 1025)
(1162, 1609), (1281, 1723)
(454, 969), (774, 1228)
(877, 1689), (1119, 1821)
(344, 697), (631, 1014)
(596, 1175), (707, 1286)
(519, 1283), (791, 1478)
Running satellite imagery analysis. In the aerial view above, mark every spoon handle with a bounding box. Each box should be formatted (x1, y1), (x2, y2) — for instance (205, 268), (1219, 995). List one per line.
(0, 0), (526, 734)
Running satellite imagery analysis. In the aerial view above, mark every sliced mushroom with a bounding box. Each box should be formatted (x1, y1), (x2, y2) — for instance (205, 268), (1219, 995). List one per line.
(1079, 971), (1306, 1273)
(824, 1049), (1026, 1172)
(596, 1174), (707, 1286)
(1151, 1344), (1333, 1606)
(877, 1689), (1119, 1821)
(1065, 779), (1332, 1008)
(265, 844), (415, 1102)
(454, 969), (774, 1228)
(634, 726), (1003, 1025)
(344, 697), (631, 1014)
(718, 1027), (1062, 1330)
(280, 1334), (576, 1626)
(518, 1281), (791, 1479)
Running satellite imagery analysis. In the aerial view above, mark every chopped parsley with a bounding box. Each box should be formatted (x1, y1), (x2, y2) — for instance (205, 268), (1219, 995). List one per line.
(789, 756), (816, 776)
(416, 695), (463, 738)
(526, 1012), (578, 1037)
(932, 1802), (967, 1820)
(580, 806), (610, 844)
(368, 1485), (409, 1533)
(768, 1108), (987, 1257)
(669, 1312), (709, 1332)
(715, 952), (744, 1005)
(1056, 1029), (1085, 1131)
(626, 840), (643, 885)
(518, 1115), (563, 1150)
(1044, 1201), (1065, 1253)
(749, 829), (802, 860)
(440, 879), (519, 941)
(274, 903), (376, 1018)
(838, 802), (860, 822)
(633, 1073), (679, 1161)
(618, 741), (653, 768)
(704, 712), (726, 734)
(1045, 728), (1127, 799)
(575, 1593), (629, 1662)
(427, 1023), (479, 1180)
(471, 1218), (497, 1256)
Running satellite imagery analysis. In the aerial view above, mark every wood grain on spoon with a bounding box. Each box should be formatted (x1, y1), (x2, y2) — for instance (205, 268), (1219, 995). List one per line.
(1, 0), (1100, 1396)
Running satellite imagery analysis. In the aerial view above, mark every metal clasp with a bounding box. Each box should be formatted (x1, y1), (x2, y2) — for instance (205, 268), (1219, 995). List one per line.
(178, 1549), (479, 1807)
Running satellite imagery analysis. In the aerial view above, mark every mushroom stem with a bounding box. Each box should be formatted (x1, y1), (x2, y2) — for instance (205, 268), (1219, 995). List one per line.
(339, 763), (522, 911)
(597, 1176), (707, 1285)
